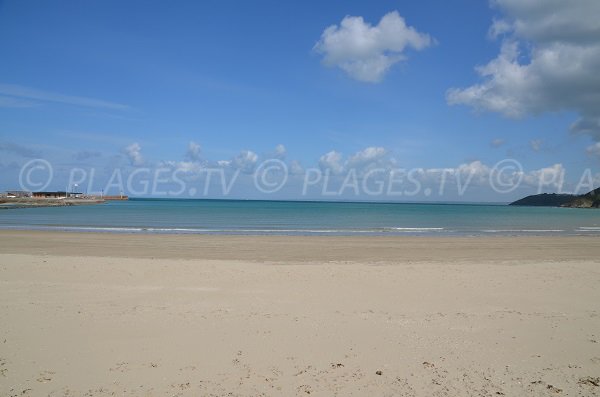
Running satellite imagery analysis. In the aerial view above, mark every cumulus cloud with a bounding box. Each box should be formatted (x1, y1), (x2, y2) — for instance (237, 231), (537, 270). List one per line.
(487, 18), (512, 39)
(346, 146), (388, 169)
(522, 163), (565, 190)
(160, 160), (204, 176)
(425, 160), (565, 191)
(157, 142), (207, 178)
(289, 160), (304, 175)
(274, 144), (286, 159)
(447, 0), (600, 140)
(530, 139), (543, 152)
(264, 144), (287, 160)
(586, 142), (600, 158)
(124, 142), (143, 166)
(158, 141), (208, 176)
(231, 150), (258, 174)
(318, 147), (394, 175)
(455, 160), (491, 185)
(319, 150), (345, 174)
(185, 141), (202, 161)
(411, 161), (492, 188)
(365, 158), (567, 192)
(491, 138), (506, 148)
(314, 11), (433, 82)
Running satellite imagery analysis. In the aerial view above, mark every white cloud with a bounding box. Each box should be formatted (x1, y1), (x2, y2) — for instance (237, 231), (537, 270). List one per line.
(453, 160), (491, 186)
(405, 163), (491, 189)
(185, 141), (202, 161)
(124, 142), (143, 166)
(289, 160), (304, 175)
(231, 150), (258, 174)
(215, 150), (260, 173)
(0, 83), (129, 111)
(488, 18), (512, 39)
(160, 160), (204, 175)
(158, 141), (206, 178)
(447, 0), (600, 140)
(265, 144), (287, 160)
(314, 11), (433, 83)
(319, 150), (344, 174)
(318, 146), (394, 176)
(425, 160), (565, 191)
(274, 144), (286, 159)
(491, 138), (505, 147)
(346, 147), (388, 171)
(586, 142), (600, 158)
(494, 0), (600, 43)
(522, 163), (565, 189)
(530, 139), (543, 152)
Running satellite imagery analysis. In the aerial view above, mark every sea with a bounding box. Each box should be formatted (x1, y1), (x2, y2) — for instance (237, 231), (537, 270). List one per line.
(1, 198), (600, 236)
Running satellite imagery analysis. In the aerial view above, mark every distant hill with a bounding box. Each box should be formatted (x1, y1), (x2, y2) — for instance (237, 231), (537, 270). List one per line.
(562, 187), (600, 208)
(510, 188), (600, 208)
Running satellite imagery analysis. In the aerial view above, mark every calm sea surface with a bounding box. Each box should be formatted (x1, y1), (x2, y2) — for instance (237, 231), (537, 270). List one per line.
(1, 198), (600, 236)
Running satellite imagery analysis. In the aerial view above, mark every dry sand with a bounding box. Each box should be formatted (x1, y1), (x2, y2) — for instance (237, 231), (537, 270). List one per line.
(0, 231), (599, 396)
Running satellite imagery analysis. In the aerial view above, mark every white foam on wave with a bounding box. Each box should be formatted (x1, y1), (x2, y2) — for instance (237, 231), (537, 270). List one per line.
(482, 229), (564, 233)
(7, 225), (596, 236)
(0, 225), (147, 232)
(390, 227), (444, 231)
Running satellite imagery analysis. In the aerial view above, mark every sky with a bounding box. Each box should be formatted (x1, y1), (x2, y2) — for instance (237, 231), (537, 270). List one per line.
(1, 0), (599, 201)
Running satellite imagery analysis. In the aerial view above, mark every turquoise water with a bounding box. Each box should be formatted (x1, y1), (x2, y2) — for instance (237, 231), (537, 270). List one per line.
(1, 198), (600, 236)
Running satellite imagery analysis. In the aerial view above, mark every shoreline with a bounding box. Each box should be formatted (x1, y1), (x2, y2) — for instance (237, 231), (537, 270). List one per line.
(1, 224), (600, 238)
(1, 230), (599, 262)
(0, 198), (105, 209)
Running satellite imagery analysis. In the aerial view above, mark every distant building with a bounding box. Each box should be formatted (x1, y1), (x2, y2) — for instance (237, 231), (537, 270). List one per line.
(6, 191), (32, 198)
(32, 191), (67, 198)
(32, 191), (84, 199)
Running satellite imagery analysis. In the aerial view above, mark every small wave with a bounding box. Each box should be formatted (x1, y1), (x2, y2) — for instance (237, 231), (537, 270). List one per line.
(0, 225), (147, 233)
(482, 229), (564, 233)
(0, 224), (449, 235)
(4, 225), (590, 236)
(0, 225), (378, 234)
(389, 227), (444, 231)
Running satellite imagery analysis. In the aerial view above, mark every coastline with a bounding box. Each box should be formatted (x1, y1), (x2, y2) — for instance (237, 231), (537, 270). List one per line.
(0, 198), (105, 209)
(1, 230), (599, 262)
(1, 231), (599, 396)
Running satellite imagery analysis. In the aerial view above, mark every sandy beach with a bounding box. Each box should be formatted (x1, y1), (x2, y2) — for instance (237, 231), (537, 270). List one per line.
(1, 231), (599, 396)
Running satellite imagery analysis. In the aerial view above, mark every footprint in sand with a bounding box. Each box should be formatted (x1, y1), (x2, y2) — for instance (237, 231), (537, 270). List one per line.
(36, 370), (55, 383)
(109, 361), (129, 372)
(422, 361), (435, 369)
(297, 384), (312, 394)
(0, 357), (7, 377)
(578, 376), (600, 387)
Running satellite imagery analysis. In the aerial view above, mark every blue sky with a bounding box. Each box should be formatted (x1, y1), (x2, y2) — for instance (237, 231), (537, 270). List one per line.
(1, 0), (599, 201)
